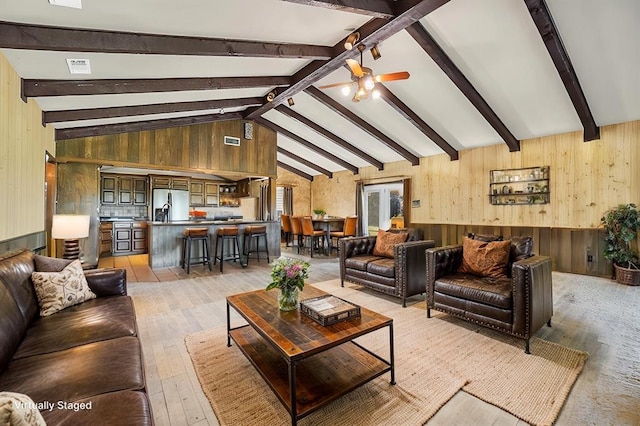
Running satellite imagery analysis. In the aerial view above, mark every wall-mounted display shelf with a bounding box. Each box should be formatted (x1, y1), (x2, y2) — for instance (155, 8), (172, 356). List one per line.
(489, 166), (550, 205)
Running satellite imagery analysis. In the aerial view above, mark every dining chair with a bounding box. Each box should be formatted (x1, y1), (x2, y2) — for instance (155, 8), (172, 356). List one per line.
(330, 215), (357, 252)
(289, 216), (304, 254)
(301, 216), (326, 257)
(281, 214), (292, 247)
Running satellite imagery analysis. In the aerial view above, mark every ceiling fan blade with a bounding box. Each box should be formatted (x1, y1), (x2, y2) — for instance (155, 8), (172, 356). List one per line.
(318, 81), (353, 89)
(346, 58), (364, 78)
(374, 71), (410, 83)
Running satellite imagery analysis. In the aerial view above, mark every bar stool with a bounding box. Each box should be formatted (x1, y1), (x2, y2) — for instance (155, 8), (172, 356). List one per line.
(181, 227), (212, 274)
(243, 225), (270, 265)
(213, 226), (241, 272)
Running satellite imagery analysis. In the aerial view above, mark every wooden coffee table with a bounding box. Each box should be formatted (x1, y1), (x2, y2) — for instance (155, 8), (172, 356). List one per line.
(226, 285), (394, 426)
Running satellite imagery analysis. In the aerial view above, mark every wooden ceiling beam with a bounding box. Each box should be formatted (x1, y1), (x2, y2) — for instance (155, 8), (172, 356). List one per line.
(277, 161), (314, 181)
(280, 0), (395, 19)
(278, 147), (333, 178)
(246, 0), (451, 119)
(304, 86), (420, 165)
(377, 84), (458, 160)
(406, 22), (520, 152)
(22, 76), (290, 98)
(255, 117), (359, 174)
(275, 105), (384, 170)
(43, 97), (263, 124)
(524, 0), (599, 141)
(55, 112), (243, 140)
(0, 21), (332, 59)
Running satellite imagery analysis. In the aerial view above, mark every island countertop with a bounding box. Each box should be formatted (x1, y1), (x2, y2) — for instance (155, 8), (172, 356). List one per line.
(147, 220), (281, 268)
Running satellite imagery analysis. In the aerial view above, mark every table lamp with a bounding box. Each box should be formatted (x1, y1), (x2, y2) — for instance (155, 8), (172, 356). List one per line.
(52, 214), (90, 260)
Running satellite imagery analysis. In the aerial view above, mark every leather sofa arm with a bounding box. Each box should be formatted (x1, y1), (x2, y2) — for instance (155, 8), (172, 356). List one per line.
(84, 268), (128, 297)
(426, 245), (463, 282)
(511, 255), (553, 338)
(395, 240), (435, 298)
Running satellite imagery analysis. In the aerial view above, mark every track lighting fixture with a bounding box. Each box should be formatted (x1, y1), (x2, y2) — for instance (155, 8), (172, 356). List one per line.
(287, 97), (295, 107)
(344, 32), (360, 50)
(370, 44), (381, 60)
(266, 91), (276, 102)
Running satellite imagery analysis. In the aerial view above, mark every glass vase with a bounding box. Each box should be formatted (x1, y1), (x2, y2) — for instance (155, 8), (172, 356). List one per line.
(277, 287), (300, 311)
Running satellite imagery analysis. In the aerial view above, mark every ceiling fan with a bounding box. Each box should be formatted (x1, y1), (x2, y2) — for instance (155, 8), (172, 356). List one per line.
(318, 43), (410, 103)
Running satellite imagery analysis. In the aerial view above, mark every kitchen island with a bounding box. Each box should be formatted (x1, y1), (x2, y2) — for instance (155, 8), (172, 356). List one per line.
(148, 220), (281, 269)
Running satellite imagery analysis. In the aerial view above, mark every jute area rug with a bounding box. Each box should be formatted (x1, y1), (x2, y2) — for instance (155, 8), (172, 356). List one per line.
(185, 279), (588, 426)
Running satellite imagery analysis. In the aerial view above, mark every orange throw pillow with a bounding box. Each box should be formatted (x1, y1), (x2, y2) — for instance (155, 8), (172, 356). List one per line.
(373, 229), (408, 258)
(458, 236), (511, 278)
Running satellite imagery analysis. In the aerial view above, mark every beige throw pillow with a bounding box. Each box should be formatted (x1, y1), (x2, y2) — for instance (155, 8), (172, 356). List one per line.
(0, 392), (46, 426)
(372, 229), (408, 258)
(31, 259), (96, 317)
(458, 236), (511, 279)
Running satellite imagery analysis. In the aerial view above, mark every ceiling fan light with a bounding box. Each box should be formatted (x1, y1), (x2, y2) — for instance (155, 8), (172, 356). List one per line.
(372, 89), (381, 99)
(363, 76), (375, 91)
(341, 85), (352, 96)
(344, 32), (360, 50)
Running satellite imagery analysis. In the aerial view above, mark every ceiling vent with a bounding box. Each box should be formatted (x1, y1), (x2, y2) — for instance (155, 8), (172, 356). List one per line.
(66, 59), (91, 74)
(49, 0), (82, 9)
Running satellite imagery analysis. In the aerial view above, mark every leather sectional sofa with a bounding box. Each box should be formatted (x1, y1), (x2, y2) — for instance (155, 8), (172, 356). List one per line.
(339, 228), (435, 307)
(425, 235), (553, 353)
(0, 248), (153, 425)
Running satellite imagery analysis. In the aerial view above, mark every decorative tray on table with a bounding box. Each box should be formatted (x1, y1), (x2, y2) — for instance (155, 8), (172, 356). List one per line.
(300, 295), (361, 326)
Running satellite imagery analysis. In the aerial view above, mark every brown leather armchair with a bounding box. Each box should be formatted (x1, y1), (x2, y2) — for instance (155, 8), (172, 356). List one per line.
(339, 228), (435, 307)
(425, 236), (553, 353)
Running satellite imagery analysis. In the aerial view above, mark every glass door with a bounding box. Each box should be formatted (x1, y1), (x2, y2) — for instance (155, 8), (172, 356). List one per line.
(362, 183), (404, 235)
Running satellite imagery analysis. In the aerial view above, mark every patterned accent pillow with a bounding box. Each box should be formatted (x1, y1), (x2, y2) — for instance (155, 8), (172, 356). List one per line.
(0, 392), (47, 426)
(458, 236), (511, 278)
(31, 259), (96, 317)
(372, 229), (408, 258)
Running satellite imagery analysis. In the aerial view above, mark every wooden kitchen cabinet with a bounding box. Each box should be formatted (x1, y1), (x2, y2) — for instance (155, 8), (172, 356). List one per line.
(190, 180), (205, 206)
(151, 175), (190, 191)
(99, 222), (113, 256)
(101, 174), (148, 206)
(112, 221), (148, 255)
(204, 182), (219, 206)
(113, 222), (132, 254)
(190, 180), (219, 207)
(100, 175), (117, 205)
(132, 222), (148, 253)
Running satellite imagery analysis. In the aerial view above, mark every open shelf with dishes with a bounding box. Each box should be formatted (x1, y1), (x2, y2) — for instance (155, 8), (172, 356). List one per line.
(489, 166), (550, 205)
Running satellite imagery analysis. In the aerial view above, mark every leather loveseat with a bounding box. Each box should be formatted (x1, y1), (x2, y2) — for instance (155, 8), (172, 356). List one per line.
(0, 248), (153, 425)
(425, 235), (553, 353)
(339, 228), (435, 307)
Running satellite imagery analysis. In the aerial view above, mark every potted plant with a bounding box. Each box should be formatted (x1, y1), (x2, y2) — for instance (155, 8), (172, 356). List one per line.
(600, 203), (640, 285)
(266, 257), (310, 310)
(312, 209), (326, 220)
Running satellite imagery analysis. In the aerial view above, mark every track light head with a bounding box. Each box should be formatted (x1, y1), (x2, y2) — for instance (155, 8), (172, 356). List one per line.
(344, 32), (360, 50)
(370, 44), (381, 60)
(266, 91), (276, 102)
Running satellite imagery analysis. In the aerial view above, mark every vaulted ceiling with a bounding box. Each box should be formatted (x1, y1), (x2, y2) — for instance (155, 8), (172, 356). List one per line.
(1, 0), (639, 180)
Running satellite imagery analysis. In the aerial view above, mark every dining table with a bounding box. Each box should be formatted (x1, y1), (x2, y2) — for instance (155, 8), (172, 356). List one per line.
(312, 216), (345, 254)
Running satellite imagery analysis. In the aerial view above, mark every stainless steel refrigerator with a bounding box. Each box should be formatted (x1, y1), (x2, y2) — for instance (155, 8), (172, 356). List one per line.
(152, 189), (189, 222)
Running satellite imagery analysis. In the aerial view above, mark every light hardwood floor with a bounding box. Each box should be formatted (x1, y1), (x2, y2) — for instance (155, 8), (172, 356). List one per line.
(110, 249), (640, 426)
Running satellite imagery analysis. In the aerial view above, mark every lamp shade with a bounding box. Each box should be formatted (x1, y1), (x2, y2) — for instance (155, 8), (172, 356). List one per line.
(52, 215), (90, 239)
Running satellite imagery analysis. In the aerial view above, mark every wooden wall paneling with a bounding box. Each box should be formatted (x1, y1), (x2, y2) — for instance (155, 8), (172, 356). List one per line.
(180, 126), (190, 167)
(0, 51), (55, 242)
(139, 130), (151, 165)
(56, 163), (100, 265)
(188, 124), (201, 170)
(127, 131), (140, 164)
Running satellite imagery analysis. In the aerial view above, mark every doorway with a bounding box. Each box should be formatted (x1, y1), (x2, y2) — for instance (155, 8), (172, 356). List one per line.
(362, 182), (404, 235)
